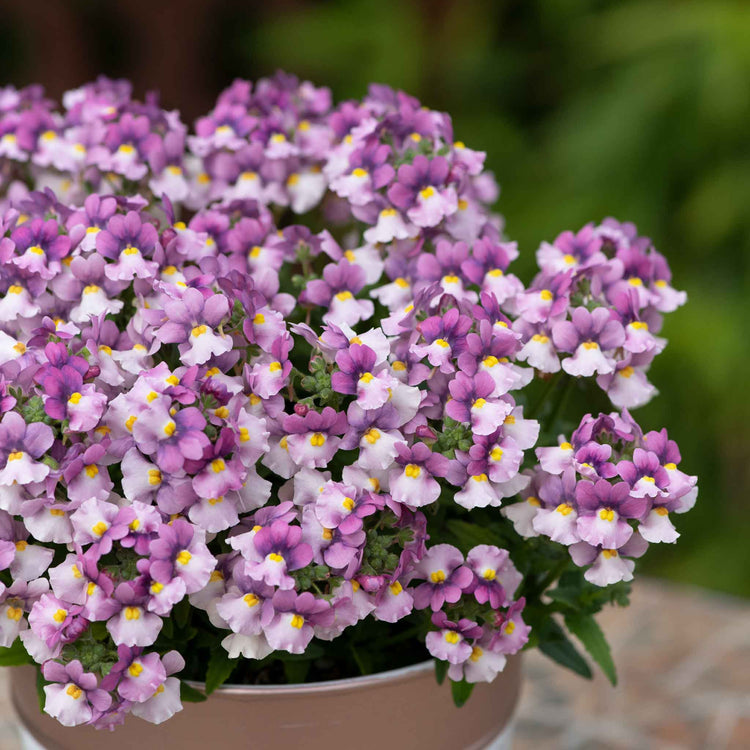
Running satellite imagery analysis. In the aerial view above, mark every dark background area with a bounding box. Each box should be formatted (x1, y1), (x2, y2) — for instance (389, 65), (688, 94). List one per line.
(3, 0), (748, 595)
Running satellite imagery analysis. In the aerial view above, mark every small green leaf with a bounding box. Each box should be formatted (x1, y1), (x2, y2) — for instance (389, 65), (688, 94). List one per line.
(450, 679), (474, 708)
(537, 621), (592, 679)
(204, 650), (236, 695)
(0, 638), (32, 666)
(564, 612), (617, 686)
(36, 667), (46, 712)
(180, 681), (207, 703)
(173, 598), (191, 630)
(283, 659), (311, 683)
(434, 659), (449, 686)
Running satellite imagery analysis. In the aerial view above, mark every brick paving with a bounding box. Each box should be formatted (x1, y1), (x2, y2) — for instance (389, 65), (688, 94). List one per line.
(2, 578), (748, 749)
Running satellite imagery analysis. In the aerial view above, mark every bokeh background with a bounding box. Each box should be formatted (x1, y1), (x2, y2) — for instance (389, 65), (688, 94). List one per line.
(3, 0), (748, 596)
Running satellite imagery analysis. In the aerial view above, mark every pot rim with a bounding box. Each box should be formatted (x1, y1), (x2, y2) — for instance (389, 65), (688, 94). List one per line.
(186, 658), (437, 695)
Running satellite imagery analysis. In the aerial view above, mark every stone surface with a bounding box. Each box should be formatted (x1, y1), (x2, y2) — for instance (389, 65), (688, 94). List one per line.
(1, 578), (748, 749)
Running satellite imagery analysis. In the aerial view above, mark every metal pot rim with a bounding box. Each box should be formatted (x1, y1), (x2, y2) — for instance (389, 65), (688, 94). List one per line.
(186, 658), (435, 695)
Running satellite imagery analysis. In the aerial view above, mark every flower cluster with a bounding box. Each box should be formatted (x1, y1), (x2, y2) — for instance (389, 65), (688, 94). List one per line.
(0, 73), (695, 730)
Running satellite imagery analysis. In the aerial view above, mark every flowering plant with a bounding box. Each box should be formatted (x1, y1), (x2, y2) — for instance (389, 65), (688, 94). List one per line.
(0, 73), (696, 728)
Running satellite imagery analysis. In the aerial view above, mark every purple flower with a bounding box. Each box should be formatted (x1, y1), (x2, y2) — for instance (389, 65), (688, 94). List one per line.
(387, 155), (457, 228)
(245, 520), (313, 589)
(466, 545), (521, 608)
(515, 271), (573, 324)
(261, 590), (333, 654)
(0, 411), (54, 486)
(411, 308), (472, 373)
(531, 469), (580, 545)
(569, 533), (649, 587)
(153, 288), (232, 366)
(302, 259), (373, 327)
(282, 407), (347, 469)
(446, 371), (512, 436)
(389, 442), (452, 508)
(575, 479), (648, 549)
(216, 572), (274, 636)
(107, 580), (163, 647)
(617, 448), (670, 499)
(96, 210), (159, 281)
(425, 611), (483, 664)
(39, 366), (107, 432)
(332, 343), (398, 410)
(102, 645), (167, 703)
(42, 659), (112, 727)
(313, 481), (382, 534)
(412, 544), (473, 611)
(148, 519), (216, 595)
(553, 307), (625, 377)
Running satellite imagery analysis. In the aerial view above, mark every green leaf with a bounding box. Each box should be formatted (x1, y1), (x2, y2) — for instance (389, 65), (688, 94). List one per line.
(537, 621), (592, 679)
(180, 681), (207, 703)
(283, 659), (311, 683)
(434, 659), (448, 686)
(204, 650), (236, 695)
(173, 598), (191, 630)
(564, 612), (617, 686)
(36, 667), (46, 712)
(450, 679), (475, 708)
(0, 637), (32, 666)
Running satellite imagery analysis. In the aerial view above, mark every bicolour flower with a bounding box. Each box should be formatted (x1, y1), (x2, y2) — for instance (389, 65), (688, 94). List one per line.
(552, 307), (625, 377)
(332, 343), (398, 410)
(148, 520), (216, 596)
(387, 155), (457, 228)
(282, 407), (347, 469)
(446, 371), (512, 435)
(153, 288), (232, 366)
(411, 544), (473, 611)
(243, 519), (313, 589)
(466, 545), (521, 608)
(575, 479), (647, 550)
(261, 590), (333, 654)
(389, 442), (452, 508)
(0, 411), (54, 486)
(42, 660), (111, 727)
(426, 612), (483, 664)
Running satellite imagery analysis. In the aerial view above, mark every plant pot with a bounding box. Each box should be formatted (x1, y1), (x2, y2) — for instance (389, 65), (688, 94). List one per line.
(11, 656), (521, 750)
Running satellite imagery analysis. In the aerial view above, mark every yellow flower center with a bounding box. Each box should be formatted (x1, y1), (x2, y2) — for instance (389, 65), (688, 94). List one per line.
(430, 570), (446, 584)
(176, 550), (192, 565)
(125, 606), (141, 620)
(309, 432), (326, 447)
(404, 463), (421, 479)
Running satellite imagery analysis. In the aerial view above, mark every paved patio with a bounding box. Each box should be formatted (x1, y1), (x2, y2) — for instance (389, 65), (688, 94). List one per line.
(1, 579), (748, 749)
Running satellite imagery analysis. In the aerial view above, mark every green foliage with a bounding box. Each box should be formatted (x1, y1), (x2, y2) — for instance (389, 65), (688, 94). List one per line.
(180, 681), (207, 703)
(0, 638), (32, 666)
(564, 612), (617, 686)
(205, 650), (238, 695)
(450, 678), (475, 708)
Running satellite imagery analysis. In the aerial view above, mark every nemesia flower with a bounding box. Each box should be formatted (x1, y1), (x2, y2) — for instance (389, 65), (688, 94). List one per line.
(0, 73), (695, 730)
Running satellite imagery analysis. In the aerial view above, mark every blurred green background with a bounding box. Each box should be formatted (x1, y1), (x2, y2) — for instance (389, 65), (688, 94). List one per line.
(4, 0), (749, 595)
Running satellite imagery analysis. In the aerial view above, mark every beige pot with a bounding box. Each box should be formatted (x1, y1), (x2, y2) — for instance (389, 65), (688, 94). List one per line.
(12, 656), (522, 750)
